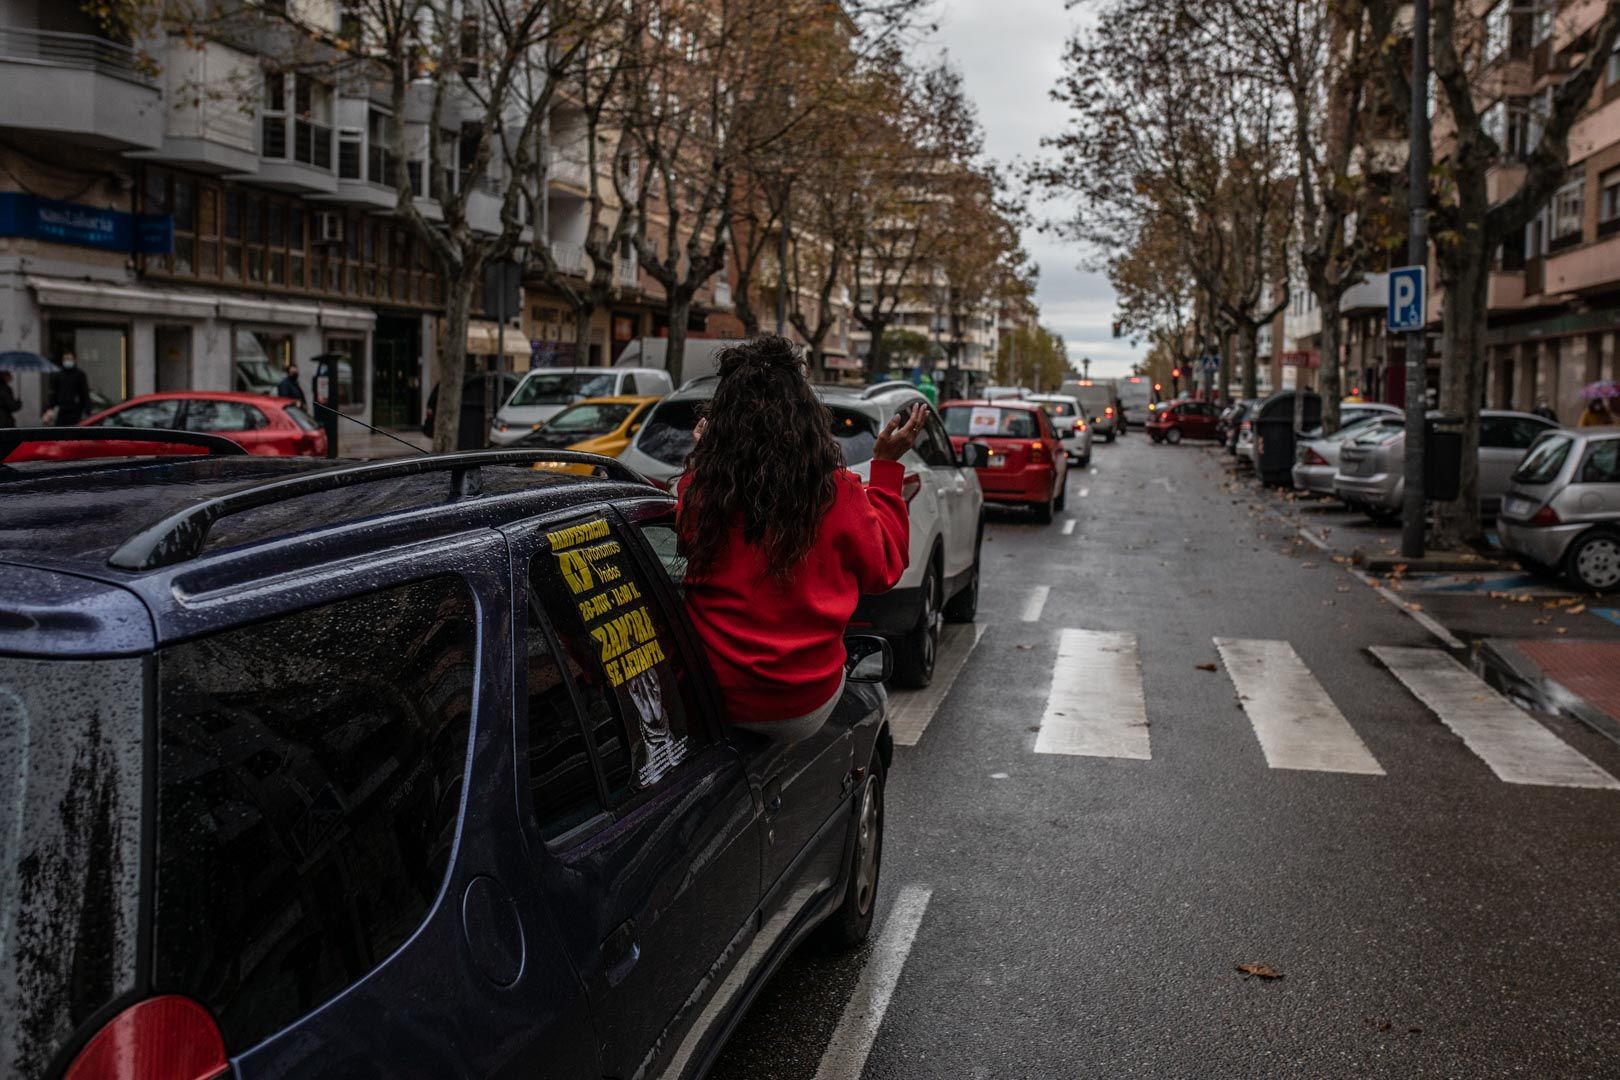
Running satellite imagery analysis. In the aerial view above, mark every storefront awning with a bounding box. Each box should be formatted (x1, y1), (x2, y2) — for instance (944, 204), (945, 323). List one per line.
(467, 321), (532, 359)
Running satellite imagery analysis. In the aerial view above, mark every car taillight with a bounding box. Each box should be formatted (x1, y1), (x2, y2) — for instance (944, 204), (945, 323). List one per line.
(1076, 423), (1087, 432)
(1105, 406), (1114, 417)
(1302, 447), (1329, 467)
(65, 996), (229, 1080)
(1029, 442), (1047, 462)
(902, 472), (922, 503)
(1240, 419), (1251, 432)
(1530, 504), (1561, 526)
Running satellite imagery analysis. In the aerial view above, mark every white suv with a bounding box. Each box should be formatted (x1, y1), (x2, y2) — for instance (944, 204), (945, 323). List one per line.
(617, 380), (986, 688)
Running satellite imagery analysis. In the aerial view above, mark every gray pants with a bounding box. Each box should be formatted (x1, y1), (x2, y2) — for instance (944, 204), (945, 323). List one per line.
(737, 674), (846, 743)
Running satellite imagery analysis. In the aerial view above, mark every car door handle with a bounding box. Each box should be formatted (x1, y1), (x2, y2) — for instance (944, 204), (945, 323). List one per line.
(602, 918), (640, 987)
(763, 777), (783, 816)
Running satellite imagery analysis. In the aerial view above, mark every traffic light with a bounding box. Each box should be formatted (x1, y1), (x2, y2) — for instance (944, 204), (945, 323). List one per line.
(1111, 321), (1122, 338)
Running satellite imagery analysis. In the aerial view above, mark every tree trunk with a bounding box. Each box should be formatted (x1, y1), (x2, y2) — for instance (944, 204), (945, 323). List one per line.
(1433, 243), (1489, 547)
(1319, 291), (1344, 434)
(666, 295), (691, 386)
(865, 325), (889, 378)
(1240, 323), (1259, 401)
(732, 270), (761, 336)
(1219, 330), (1233, 403)
(572, 305), (595, 366)
(433, 278), (475, 453)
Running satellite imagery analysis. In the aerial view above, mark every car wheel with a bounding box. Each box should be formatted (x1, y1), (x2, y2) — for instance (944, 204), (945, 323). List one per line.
(1150, 434), (1163, 444)
(1566, 530), (1620, 593)
(1365, 505), (1400, 524)
(1165, 427), (1184, 445)
(943, 522), (981, 623)
(893, 561), (942, 688)
(819, 754), (885, 950)
(1033, 489), (1055, 524)
(1055, 475), (1068, 512)
(1105, 431), (1116, 443)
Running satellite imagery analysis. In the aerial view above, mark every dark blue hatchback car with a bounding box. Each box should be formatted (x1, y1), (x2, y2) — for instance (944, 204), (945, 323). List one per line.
(0, 437), (894, 1080)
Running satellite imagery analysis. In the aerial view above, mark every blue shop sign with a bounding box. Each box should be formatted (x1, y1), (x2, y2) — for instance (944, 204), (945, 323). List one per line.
(0, 192), (173, 255)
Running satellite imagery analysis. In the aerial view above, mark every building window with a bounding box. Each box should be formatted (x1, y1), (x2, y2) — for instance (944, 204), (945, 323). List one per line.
(47, 320), (129, 404)
(262, 72), (333, 170)
(1550, 169), (1585, 250)
(1600, 168), (1620, 237)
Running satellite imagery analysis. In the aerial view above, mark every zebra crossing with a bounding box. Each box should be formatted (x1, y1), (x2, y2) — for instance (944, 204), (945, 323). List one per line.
(891, 627), (1620, 791)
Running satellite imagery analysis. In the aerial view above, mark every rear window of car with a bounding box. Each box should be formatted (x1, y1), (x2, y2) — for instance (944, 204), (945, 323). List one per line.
(1, 656), (146, 1078)
(1035, 400), (1075, 417)
(1513, 434), (1574, 484)
(942, 406), (1040, 439)
(637, 399), (877, 466)
(285, 405), (319, 431)
(546, 402), (636, 435)
(153, 576), (476, 1051)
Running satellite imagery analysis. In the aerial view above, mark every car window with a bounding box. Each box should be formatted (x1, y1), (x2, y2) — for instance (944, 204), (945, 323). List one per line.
(1481, 416), (1540, 450)
(1580, 439), (1620, 484)
(908, 408), (953, 467)
(942, 406), (1037, 438)
(153, 575), (476, 1051)
(100, 399), (181, 428)
(530, 516), (708, 804)
(547, 402), (636, 435)
(510, 371), (616, 406)
(187, 400), (265, 432)
(1513, 434), (1572, 483)
(525, 599), (611, 842)
(637, 399), (704, 465)
(284, 404), (320, 431)
(830, 407), (878, 465)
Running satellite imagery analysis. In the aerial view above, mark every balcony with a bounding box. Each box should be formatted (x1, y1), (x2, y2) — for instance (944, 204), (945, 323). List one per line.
(129, 38), (257, 172)
(254, 116), (337, 194)
(615, 256), (638, 288)
(1544, 232), (1620, 297)
(1487, 270), (1528, 311)
(0, 27), (160, 150)
(1341, 271), (1390, 314)
(466, 184), (503, 235)
(551, 241), (586, 276)
(547, 154), (591, 190)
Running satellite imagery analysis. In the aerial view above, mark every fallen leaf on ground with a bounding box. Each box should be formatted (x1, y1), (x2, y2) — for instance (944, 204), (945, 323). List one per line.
(1570, 605), (1587, 615)
(1407, 602), (1424, 611)
(1195, 663), (1218, 672)
(1235, 963), (1284, 980)
(1532, 617), (1552, 625)
(1015, 644), (1034, 651)
(1557, 628), (1569, 635)
(1337, 585), (1352, 593)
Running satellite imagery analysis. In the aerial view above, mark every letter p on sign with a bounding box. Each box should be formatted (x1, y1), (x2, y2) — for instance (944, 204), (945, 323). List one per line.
(1387, 266), (1426, 333)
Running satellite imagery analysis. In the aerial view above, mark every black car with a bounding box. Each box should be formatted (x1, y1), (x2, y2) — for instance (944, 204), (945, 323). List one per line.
(0, 435), (894, 1080)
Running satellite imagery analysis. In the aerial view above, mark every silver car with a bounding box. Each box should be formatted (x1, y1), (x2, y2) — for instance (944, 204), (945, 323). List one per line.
(1498, 430), (1620, 591)
(1333, 410), (1559, 520)
(1027, 393), (1094, 466)
(1292, 415), (1402, 495)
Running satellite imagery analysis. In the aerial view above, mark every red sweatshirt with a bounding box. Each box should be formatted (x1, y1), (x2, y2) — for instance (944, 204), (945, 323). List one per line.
(677, 458), (910, 724)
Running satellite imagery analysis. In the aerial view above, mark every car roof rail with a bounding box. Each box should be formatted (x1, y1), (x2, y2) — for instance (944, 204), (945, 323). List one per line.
(1, 426), (250, 463)
(107, 449), (653, 572)
(859, 382), (919, 399)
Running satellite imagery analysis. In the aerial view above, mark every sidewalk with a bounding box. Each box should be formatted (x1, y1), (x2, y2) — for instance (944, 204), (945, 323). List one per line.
(333, 427), (432, 460)
(1209, 446), (1620, 748)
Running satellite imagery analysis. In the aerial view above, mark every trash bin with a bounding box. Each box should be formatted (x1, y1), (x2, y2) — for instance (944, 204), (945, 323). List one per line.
(1253, 390), (1322, 487)
(1424, 415), (1463, 502)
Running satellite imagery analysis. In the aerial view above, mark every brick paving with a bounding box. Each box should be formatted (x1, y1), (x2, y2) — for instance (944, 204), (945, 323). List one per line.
(1515, 639), (1620, 724)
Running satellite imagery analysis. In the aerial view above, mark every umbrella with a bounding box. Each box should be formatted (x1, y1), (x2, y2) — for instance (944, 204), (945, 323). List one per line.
(1579, 380), (1620, 401)
(0, 351), (60, 373)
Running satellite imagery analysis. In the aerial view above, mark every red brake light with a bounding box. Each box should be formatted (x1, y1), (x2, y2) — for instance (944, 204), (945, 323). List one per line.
(1529, 503), (1561, 526)
(65, 996), (228, 1080)
(1105, 406), (1114, 417)
(1029, 441), (1047, 461)
(902, 472), (922, 503)
(1302, 447), (1329, 467)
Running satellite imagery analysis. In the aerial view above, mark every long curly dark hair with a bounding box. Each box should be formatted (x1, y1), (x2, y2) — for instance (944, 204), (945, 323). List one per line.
(679, 336), (843, 578)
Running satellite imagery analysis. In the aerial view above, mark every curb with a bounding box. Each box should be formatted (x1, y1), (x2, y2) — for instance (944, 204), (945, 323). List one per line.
(1355, 550), (1516, 574)
(1472, 638), (1620, 749)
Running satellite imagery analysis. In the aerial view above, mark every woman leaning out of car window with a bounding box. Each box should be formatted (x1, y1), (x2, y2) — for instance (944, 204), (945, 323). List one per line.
(676, 336), (925, 740)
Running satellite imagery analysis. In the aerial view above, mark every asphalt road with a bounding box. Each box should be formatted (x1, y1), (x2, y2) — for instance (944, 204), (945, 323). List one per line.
(708, 430), (1620, 1079)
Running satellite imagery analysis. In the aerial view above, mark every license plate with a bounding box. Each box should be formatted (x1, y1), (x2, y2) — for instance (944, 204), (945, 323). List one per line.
(986, 455), (1007, 468)
(1501, 496), (1529, 517)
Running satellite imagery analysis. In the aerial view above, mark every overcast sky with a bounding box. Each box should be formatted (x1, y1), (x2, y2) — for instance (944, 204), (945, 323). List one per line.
(913, 0), (1148, 379)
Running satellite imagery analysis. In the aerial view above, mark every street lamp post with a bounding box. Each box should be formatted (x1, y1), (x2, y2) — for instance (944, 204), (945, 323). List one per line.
(1401, 0), (1430, 559)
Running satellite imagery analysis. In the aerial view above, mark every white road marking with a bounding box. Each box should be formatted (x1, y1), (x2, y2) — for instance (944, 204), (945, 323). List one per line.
(1061, 519), (1077, 535)
(1034, 630), (1151, 759)
(1372, 646), (1620, 789)
(1214, 638), (1384, 775)
(1353, 569), (1465, 649)
(1020, 585), (1050, 621)
(888, 624), (986, 747)
(813, 885), (933, 1080)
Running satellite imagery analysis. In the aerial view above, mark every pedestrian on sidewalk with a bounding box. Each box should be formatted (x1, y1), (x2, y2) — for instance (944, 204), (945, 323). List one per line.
(0, 371), (18, 428)
(1531, 397), (1559, 423)
(676, 335), (923, 741)
(42, 352), (91, 426)
(276, 363), (306, 409)
(1579, 398), (1614, 428)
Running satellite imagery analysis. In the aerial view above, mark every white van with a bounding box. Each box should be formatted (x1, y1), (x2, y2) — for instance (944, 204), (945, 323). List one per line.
(614, 337), (743, 387)
(1117, 375), (1154, 428)
(489, 366), (674, 446)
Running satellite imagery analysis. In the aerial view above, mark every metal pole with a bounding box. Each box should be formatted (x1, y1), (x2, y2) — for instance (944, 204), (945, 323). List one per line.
(1401, 0), (1430, 559)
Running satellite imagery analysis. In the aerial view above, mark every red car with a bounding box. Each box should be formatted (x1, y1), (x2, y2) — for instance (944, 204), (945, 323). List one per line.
(10, 391), (326, 461)
(1147, 400), (1221, 444)
(941, 399), (1068, 523)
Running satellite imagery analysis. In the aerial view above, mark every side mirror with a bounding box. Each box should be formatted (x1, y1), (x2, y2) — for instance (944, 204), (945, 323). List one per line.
(844, 635), (893, 683)
(959, 441), (990, 469)
(628, 422), (642, 436)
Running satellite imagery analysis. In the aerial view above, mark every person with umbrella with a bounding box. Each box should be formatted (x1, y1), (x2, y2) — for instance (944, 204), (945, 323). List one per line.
(42, 351), (91, 426)
(0, 351), (60, 427)
(1579, 381), (1619, 428)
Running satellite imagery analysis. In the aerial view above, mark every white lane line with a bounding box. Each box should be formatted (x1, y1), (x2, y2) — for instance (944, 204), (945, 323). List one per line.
(1034, 629), (1150, 759)
(813, 884), (933, 1080)
(1353, 569), (1465, 649)
(1061, 519), (1077, 535)
(888, 624), (986, 747)
(1020, 585), (1050, 621)
(1214, 638), (1384, 775)
(1372, 646), (1620, 789)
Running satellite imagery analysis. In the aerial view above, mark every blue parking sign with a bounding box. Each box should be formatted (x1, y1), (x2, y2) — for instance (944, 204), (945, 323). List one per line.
(1387, 265), (1426, 332)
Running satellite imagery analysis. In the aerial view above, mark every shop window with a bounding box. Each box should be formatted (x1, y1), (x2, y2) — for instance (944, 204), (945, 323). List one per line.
(234, 329), (291, 395)
(322, 337), (365, 410)
(48, 321), (129, 404)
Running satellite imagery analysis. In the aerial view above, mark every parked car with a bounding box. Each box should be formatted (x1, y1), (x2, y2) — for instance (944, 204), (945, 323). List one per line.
(1498, 430), (1620, 591)
(1292, 415), (1403, 495)
(1146, 400), (1221, 444)
(1299, 401), (1401, 439)
(1027, 392), (1093, 465)
(517, 395), (660, 471)
(0, 444), (896, 1080)
(1061, 380), (1119, 441)
(620, 380), (986, 687)
(1333, 410), (1559, 520)
(1219, 398), (1258, 456)
(491, 367), (674, 446)
(940, 399), (1068, 523)
(7, 391), (326, 460)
